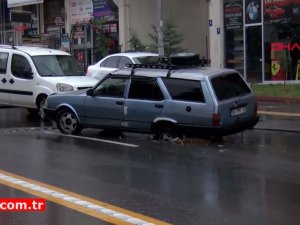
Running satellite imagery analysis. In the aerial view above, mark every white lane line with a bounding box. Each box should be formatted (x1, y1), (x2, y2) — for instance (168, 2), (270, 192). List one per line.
(44, 131), (139, 148)
(0, 172), (156, 225)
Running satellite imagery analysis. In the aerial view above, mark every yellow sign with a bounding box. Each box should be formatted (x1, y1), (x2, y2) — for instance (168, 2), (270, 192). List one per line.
(296, 60), (300, 80)
(271, 60), (280, 76)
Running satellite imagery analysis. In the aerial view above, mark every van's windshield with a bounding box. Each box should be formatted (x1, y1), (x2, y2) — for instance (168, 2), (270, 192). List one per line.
(32, 55), (85, 77)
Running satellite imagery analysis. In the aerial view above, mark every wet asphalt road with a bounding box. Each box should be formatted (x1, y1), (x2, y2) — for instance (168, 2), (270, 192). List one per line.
(0, 107), (300, 225)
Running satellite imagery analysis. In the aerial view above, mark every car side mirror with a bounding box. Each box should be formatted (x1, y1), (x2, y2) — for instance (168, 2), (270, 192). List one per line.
(86, 88), (94, 96)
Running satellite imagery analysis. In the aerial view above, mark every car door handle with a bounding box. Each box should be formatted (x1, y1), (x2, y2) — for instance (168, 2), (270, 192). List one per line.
(116, 101), (124, 105)
(155, 104), (164, 108)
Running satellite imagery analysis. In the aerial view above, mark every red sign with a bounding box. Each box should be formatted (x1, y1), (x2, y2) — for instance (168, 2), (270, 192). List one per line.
(271, 42), (300, 51)
(14, 24), (29, 31)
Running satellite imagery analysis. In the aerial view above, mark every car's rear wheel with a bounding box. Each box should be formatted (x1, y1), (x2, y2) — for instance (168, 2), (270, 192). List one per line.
(56, 108), (82, 135)
(154, 126), (178, 142)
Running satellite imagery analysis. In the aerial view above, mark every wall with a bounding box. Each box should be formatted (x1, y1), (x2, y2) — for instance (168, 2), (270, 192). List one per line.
(208, 0), (224, 68)
(119, 0), (209, 58)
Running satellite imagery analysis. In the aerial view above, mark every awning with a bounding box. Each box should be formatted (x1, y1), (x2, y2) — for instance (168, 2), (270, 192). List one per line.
(7, 0), (44, 8)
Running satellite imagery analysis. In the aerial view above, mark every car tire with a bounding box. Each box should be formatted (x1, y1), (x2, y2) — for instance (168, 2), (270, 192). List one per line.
(37, 97), (47, 120)
(154, 126), (178, 142)
(56, 108), (82, 135)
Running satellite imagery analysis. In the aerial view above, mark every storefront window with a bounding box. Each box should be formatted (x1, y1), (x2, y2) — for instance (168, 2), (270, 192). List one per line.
(264, 0), (300, 81)
(224, 0), (244, 76)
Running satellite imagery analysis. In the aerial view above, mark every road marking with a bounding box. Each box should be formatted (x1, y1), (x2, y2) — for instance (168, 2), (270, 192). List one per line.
(44, 131), (139, 148)
(258, 110), (300, 118)
(0, 169), (171, 225)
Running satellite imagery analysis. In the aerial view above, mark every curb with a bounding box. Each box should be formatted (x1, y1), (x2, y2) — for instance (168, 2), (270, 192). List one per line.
(258, 110), (300, 118)
(256, 96), (300, 104)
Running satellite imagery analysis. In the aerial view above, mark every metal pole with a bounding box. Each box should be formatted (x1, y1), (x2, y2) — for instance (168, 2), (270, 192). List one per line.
(156, 0), (164, 56)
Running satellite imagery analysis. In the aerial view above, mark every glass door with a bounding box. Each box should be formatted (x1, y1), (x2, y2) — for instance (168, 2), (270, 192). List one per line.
(245, 25), (263, 83)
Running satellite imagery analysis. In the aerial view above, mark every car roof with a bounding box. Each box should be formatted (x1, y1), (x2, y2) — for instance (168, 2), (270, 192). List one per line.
(0, 45), (70, 56)
(112, 66), (238, 81)
(104, 52), (159, 58)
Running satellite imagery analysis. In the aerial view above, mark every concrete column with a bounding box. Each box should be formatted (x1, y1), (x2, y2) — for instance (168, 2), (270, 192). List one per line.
(208, 0), (224, 68)
(118, 0), (130, 52)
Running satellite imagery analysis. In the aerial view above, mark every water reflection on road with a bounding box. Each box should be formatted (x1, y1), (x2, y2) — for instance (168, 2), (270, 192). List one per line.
(1, 107), (300, 225)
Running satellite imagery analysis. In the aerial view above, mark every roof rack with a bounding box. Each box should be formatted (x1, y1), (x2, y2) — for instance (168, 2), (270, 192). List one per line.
(127, 53), (210, 77)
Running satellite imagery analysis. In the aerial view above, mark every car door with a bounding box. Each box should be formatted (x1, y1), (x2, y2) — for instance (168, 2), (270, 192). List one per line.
(6, 53), (35, 107)
(0, 51), (10, 104)
(84, 76), (129, 128)
(124, 77), (165, 131)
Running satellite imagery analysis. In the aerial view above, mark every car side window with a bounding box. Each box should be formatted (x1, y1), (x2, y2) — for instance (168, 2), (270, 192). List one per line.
(0, 52), (8, 74)
(128, 78), (164, 101)
(100, 56), (119, 68)
(119, 57), (132, 69)
(162, 78), (205, 102)
(11, 54), (32, 79)
(93, 77), (128, 97)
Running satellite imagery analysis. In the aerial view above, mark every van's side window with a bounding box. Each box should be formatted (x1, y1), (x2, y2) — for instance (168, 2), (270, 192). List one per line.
(11, 54), (32, 79)
(0, 52), (9, 74)
(162, 78), (205, 102)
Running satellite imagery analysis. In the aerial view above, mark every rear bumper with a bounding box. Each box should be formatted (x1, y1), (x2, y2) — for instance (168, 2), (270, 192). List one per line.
(174, 115), (259, 137)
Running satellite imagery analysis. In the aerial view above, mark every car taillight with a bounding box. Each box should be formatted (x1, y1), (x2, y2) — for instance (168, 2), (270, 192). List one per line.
(212, 113), (220, 127)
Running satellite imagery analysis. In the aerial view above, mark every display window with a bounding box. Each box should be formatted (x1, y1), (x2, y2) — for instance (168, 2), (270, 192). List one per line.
(264, 0), (300, 81)
(224, 0), (244, 75)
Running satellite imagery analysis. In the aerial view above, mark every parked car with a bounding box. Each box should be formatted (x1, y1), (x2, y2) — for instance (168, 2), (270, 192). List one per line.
(0, 45), (98, 118)
(86, 52), (159, 80)
(44, 54), (259, 140)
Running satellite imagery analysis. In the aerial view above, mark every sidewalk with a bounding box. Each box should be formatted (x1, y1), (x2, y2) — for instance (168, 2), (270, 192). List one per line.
(256, 96), (300, 132)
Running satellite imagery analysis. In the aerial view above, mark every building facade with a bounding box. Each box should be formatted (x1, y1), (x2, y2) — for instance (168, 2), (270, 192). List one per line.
(0, 0), (299, 83)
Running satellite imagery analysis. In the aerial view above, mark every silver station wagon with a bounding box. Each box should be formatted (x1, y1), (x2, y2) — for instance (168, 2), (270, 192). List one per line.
(44, 54), (259, 140)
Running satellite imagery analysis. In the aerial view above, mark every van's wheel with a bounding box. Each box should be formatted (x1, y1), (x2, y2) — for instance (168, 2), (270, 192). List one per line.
(37, 97), (47, 119)
(56, 108), (82, 135)
(154, 126), (178, 142)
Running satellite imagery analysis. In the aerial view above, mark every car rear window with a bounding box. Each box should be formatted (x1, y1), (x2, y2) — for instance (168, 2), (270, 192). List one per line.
(162, 78), (205, 102)
(211, 73), (251, 101)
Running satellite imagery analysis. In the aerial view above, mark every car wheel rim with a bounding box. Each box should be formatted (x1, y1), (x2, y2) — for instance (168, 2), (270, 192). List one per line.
(60, 112), (77, 133)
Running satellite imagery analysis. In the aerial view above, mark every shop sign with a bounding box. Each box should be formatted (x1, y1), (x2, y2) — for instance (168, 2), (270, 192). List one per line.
(224, 0), (243, 30)
(10, 10), (32, 23)
(22, 36), (41, 45)
(7, 0), (43, 8)
(93, 0), (118, 19)
(264, 0), (300, 24)
(271, 42), (300, 51)
(14, 24), (30, 31)
(69, 0), (94, 24)
(54, 17), (65, 26)
(245, 0), (261, 24)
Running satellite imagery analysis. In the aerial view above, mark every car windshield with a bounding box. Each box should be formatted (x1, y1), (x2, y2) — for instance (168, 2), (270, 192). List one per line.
(133, 56), (159, 64)
(32, 55), (85, 77)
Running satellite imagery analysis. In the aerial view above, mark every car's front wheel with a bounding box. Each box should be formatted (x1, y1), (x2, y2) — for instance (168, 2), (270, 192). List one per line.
(37, 96), (47, 120)
(56, 108), (82, 135)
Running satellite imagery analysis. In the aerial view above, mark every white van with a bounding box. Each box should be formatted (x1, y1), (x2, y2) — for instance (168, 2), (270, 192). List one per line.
(0, 45), (98, 118)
